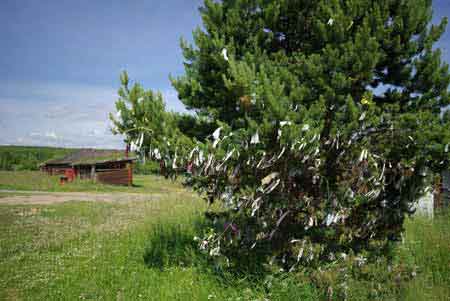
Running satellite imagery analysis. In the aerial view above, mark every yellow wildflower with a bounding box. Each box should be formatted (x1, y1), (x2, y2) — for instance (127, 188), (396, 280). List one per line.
(361, 96), (373, 105)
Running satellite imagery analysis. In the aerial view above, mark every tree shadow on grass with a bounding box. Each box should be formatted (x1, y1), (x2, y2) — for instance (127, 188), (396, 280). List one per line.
(143, 219), (203, 270)
(142, 217), (270, 279)
(141, 217), (321, 300)
(143, 220), (319, 301)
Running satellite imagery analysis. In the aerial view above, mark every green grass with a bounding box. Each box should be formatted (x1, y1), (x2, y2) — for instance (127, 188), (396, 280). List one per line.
(0, 171), (183, 194)
(0, 178), (319, 300)
(396, 212), (450, 300)
(0, 174), (449, 300)
(335, 211), (450, 301)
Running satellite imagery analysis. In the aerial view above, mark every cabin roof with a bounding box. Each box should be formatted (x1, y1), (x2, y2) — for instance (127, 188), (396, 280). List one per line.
(42, 149), (136, 167)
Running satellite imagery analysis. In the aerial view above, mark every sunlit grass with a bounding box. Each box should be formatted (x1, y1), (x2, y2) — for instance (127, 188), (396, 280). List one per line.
(0, 173), (449, 300)
(0, 171), (183, 193)
(0, 176), (320, 300)
(0, 188), (215, 300)
(397, 211), (450, 301)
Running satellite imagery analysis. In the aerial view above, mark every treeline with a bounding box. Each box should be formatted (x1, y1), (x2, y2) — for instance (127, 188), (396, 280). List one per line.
(0, 146), (75, 171)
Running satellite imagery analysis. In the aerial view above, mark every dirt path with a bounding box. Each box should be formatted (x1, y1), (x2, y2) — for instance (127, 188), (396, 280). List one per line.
(0, 190), (161, 205)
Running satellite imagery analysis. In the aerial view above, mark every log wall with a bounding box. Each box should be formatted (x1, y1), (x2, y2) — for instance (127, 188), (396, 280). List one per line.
(48, 167), (70, 176)
(96, 168), (131, 186)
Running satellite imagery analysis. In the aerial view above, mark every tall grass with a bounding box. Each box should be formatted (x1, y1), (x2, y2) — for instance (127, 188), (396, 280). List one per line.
(0, 181), (321, 300)
(397, 210), (450, 300)
(0, 176), (448, 300)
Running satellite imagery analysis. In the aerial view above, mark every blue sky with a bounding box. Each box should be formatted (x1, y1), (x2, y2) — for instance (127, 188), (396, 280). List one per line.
(0, 0), (449, 148)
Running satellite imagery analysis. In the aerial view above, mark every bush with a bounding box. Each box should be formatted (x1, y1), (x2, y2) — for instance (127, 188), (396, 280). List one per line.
(134, 160), (161, 175)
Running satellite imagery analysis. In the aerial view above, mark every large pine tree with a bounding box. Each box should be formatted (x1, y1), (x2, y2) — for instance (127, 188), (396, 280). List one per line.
(172, 0), (450, 267)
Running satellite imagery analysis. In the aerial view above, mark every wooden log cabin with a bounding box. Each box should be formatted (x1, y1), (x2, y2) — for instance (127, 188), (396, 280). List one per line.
(40, 149), (135, 186)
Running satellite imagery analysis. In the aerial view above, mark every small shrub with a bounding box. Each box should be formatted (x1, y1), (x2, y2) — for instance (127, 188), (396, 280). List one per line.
(134, 161), (160, 175)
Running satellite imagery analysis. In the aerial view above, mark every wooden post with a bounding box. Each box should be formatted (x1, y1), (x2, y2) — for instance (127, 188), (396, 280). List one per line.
(91, 165), (96, 182)
(127, 163), (133, 186)
(125, 144), (130, 158)
(434, 174), (442, 209)
(443, 170), (450, 208)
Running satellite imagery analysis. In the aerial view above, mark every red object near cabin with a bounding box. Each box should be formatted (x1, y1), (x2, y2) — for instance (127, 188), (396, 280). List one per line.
(64, 168), (76, 182)
(59, 176), (68, 185)
(187, 161), (193, 174)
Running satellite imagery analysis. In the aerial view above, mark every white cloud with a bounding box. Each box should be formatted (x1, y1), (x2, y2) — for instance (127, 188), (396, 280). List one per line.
(44, 131), (58, 139)
(0, 81), (191, 148)
(0, 80), (125, 148)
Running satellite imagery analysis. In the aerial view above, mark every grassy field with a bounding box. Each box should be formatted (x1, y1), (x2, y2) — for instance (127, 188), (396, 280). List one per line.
(397, 212), (450, 300)
(0, 178), (316, 300)
(0, 173), (449, 300)
(0, 171), (183, 194)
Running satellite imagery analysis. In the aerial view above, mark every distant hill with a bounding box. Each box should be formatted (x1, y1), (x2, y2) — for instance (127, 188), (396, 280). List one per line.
(0, 145), (124, 171)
